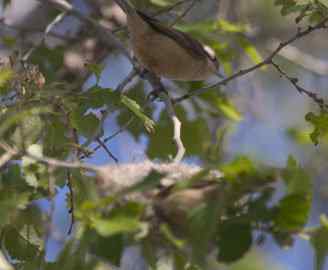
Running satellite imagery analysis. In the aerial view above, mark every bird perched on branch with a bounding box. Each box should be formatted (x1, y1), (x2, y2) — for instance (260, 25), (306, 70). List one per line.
(113, 0), (220, 81)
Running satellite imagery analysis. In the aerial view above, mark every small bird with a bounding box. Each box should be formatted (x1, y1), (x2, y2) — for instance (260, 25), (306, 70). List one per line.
(113, 0), (220, 81)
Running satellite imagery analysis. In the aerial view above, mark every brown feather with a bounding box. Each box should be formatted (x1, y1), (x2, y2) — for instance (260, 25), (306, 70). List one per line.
(137, 11), (212, 61)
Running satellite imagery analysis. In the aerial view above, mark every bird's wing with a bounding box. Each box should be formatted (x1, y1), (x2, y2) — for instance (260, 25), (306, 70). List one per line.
(137, 11), (211, 60)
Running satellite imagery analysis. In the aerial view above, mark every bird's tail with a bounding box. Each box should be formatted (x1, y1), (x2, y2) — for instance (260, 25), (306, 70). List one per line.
(113, 0), (136, 16)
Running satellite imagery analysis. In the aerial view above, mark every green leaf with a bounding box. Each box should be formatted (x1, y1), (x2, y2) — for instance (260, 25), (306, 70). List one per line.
(287, 127), (312, 144)
(70, 109), (101, 139)
(150, 0), (171, 7)
(220, 156), (256, 181)
(160, 223), (185, 250)
(211, 42), (235, 76)
(217, 222), (252, 262)
(116, 83), (151, 139)
(84, 86), (118, 109)
(305, 111), (328, 145)
(147, 107), (211, 158)
(121, 95), (155, 133)
(92, 216), (142, 237)
(282, 4), (309, 15)
(30, 46), (64, 80)
(309, 215), (328, 270)
(44, 117), (69, 158)
(91, 202), (145, 237)
(199, 91), (242, 121)
(176, 21), (218, 37)
(236, 36), (263, 65)
(86, 230), (124, 266)
(0, 164), (25, 190)
(1, 226), (40, 261)
(274, 194), (311, 232)
(217, 19), (248, 33)
(0, 191), (30, 226)
(274, 0), (297, 15)
(188, 189), (223, 264)
(282, 155), (312, 195)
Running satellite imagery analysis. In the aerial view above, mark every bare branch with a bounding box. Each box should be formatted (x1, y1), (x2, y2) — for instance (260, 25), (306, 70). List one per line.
(96, 137), (119, 163)
(117, 68), (139, 93)
(80, 116), (135, 160)
(174, 17), (328, 103)
(66, 171), (75, 235)
(271, 61), (327, 110)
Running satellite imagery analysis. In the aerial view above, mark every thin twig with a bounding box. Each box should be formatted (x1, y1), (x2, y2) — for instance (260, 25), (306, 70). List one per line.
(96, 137), (119, 163)
(117, 68), (138, 93)
(46, 165), (56, 247)
(271, 61), (328, 110)
(173, 17), (328, 104)
(80, 116), (135, 160)
(169, 0), (198, 27)
(80, 67), (139, 158)
(66, 171), (75, 234)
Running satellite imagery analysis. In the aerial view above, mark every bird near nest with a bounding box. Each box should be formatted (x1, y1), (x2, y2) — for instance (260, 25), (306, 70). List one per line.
(113, 0), (221, 81)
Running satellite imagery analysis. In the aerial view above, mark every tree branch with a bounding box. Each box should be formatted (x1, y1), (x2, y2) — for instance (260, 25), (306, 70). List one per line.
(0, 141), (99, 172)
(173, 17), (328, 104)
(271, 61), (327, 110)
(96, 137), (119, 163)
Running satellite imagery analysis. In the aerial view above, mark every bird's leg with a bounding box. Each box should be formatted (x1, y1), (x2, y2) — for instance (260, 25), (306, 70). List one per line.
(140, 70), (168, 101)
